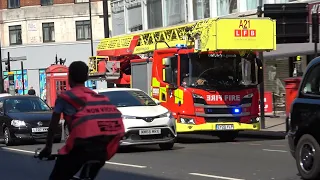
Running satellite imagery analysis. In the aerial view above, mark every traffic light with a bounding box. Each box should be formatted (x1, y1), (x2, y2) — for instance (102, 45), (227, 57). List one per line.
(5, 58), (10, 72)
(264, 3), (309, 44)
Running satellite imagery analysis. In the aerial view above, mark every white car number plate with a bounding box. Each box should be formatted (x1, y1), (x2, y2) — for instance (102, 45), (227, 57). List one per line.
(32, 127), (49, 133)
(216, 124), (234, 130)
(139, 129), (161, 135)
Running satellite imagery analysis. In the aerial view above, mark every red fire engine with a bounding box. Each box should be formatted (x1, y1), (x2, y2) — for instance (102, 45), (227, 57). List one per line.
(88, 18), (276, 141)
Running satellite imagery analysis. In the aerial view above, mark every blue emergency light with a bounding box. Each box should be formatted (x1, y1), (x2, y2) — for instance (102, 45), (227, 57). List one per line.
(176, 44), (187, 48)
(232, 108), (241, 114)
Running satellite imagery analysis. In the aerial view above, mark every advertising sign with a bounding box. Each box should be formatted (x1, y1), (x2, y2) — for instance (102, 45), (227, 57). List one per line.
(216, 18), (276, 50)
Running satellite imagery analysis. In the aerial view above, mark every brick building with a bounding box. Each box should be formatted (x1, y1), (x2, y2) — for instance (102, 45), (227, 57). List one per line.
(0, 0), (111, 96)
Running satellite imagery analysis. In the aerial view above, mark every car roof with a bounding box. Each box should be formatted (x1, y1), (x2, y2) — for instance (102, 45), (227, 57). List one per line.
(0, 95), (40, 100)
(0, 93), (12, 97)
(93, 88), (143, 93)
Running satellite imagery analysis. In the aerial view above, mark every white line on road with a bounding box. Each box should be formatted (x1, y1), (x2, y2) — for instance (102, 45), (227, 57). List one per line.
(270, 145), (286, 147)
(248, 143), (261, 146)
(189, 173), (245, 180)
(1, 147), (147, 168)
(262, 149), (288, 153)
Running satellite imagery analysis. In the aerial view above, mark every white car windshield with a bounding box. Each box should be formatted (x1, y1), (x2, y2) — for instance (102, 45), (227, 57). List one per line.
(99, 90), (157, 107)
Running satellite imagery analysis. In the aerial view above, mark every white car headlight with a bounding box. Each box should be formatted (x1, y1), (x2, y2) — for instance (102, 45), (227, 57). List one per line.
(159, 111), (173, 118)
(11, 120), (26, 127)
(122, 115), (136, 120)
(180, 117), (195, 124)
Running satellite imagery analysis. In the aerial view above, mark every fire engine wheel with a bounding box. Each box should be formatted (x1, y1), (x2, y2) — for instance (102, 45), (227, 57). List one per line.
(159, 142), (174, 150)
(295, 134), (320, 180)
(217, 131), (239, 142)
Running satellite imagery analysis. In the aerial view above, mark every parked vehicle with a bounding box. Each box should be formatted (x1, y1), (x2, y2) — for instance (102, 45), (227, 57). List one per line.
(94, 88), (177, 150)
(288, 57), (320, 179)
(0, 95), (62, 146)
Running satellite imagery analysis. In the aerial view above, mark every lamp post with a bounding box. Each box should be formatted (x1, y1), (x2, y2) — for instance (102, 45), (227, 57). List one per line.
(103, 0), (110, 38)
(89, 0), (94, 56)
(0, 36), (3, 93)
(258, 0), (265, 129)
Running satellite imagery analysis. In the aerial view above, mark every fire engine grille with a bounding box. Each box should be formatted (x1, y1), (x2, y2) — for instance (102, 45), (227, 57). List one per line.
(204, 117), (240, 123)
(204, 108), (232, 114)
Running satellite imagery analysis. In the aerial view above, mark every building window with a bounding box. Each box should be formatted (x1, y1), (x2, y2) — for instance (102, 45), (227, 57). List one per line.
(8, 0), (20, 9)
(147, 0), (163, 28)
(193, 0), (210, 20)
(42, 22), (55, 42)
(130, 25), (143, 32)
(75, 0), (89, 3)
(41, 0), (53, 6)
(9, 25), (22, 45)
(217, 0), (238, 16)
(164, 0), (186, 26)
(76, 20), (91, 40)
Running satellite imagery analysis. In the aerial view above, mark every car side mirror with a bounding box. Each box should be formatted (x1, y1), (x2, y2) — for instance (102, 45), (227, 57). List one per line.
(168, 83), (178, 90)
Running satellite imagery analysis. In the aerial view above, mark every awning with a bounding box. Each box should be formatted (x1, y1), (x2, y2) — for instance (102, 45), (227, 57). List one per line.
(264, 43), (320, 59)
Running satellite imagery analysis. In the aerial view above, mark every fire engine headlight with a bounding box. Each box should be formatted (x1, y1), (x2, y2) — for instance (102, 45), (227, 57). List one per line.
(180, 117), (195, 124)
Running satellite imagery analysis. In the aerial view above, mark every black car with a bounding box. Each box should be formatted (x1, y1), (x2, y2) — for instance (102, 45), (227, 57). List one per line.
(0, 95), (62, 146)
(288, 57), (320, 180)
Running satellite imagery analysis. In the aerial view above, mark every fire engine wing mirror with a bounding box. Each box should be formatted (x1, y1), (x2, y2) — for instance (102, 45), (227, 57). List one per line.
(168, 83), (178, 90)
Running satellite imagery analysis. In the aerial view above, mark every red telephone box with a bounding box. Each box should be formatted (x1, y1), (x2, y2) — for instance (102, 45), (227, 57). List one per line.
(46, 65), (70, 107)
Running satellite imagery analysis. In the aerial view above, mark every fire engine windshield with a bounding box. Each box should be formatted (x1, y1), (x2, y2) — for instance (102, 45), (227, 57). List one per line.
(180, 53), (257, 90)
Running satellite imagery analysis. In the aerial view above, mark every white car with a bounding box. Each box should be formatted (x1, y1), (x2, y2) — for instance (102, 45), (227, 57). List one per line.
(94, 88), (177, 150)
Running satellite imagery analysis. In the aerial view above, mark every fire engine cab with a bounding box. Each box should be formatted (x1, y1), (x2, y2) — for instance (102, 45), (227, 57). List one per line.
(88, 17), (276, 141)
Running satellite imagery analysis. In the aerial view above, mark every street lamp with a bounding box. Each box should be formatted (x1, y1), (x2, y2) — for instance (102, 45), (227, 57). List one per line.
(89, 0), (94, 56)
(0, 36), (3, 93)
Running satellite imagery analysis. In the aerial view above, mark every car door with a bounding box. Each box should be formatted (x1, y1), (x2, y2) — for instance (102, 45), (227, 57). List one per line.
(0, 99), (5, 137)
(290, 63), (320, 134)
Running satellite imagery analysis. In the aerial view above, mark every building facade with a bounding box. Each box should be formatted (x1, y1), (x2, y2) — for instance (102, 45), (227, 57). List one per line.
(0, 0), (111, 96)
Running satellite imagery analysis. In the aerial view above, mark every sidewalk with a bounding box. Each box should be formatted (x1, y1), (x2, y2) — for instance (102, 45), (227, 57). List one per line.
(239, 111), (287, 139)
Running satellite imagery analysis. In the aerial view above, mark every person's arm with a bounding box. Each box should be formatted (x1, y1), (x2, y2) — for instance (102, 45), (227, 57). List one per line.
(45, 97), (64, 148)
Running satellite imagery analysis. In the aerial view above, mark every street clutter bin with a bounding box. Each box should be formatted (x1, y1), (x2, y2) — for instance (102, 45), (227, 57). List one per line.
(284, 77), (302, 132)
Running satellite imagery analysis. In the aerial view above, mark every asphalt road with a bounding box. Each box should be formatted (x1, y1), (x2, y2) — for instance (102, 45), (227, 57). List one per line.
(0, 135), (300, 180)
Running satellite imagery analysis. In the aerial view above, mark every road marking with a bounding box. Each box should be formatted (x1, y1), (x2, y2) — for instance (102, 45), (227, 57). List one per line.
(105, 161), (146, 168)
(248, 143), (261, 146)
(189, 173), (245, 180)
(1, 147), (147, 168)
(262, 149), (288, 153)
(270, 145), (285, 147)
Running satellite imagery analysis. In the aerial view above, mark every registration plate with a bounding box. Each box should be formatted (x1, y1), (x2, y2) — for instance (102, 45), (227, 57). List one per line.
(32, 127), (48, 133)
(139, 129), (161, 135)
(216, 124), (234, 130)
